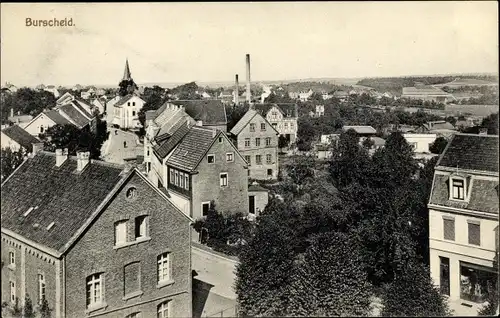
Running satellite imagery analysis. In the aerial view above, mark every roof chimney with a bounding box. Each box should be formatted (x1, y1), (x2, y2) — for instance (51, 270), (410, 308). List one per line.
(246, 54), (251, 105)
(479, 128), (488, 135)
(10, 108), (14, 118)
(32, 143), (43, 155)
(235, 74), (239, 105)
(55, 148), (68, 167)
(76, 151), (90, 172)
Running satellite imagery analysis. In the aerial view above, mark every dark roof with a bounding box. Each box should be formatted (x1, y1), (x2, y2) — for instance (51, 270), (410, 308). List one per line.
(253, 103), (298, 118)
(43, 110), (73, 126)
(169, 100), (227, 126)
(59, 104), (91, 128)
(71, 100), (94, 118)
(1, 125), (42, 152)
(437, 134), (499, 172)
(166, 126), (217, 172)
(153, 122), (192, 159)
(429, 174), (498, 214)
(1, 152), (125, 252)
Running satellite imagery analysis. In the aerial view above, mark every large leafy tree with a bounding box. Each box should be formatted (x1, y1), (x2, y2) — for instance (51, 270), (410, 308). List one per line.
(382, 260), (451, 317)
(118, 79), (138, 97)
(1, 88), (57, 123)
(0, 147), (26, 182)
(137, 86), (168, 128)
(429, 136), (449, 154)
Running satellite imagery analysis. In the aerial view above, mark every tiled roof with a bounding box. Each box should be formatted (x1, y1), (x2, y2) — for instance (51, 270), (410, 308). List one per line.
(44, 110), (73, 126)
(153, 121), (192, 159)
(156, 109), (195, 137)
(429, 174), (498, 214)
(342, 126), (377, 134)
(59, 104), (91, 128)
(423, 121), (455, 131)
(253, 103), (298, 118)
(230, 109), (258, 135)
(437, 134), (499, 173)
(0, 152), (126, 252)
(1, 125), (42, 152)
(71, 100), (93, 118)
(166, 126), (217, 172)
(169, 100), (227, 126)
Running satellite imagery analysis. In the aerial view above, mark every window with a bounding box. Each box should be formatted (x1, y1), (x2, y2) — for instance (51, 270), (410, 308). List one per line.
(126, 187), (137, 199)
(133, 102), (136, 106)
(265, 137), (271, 146)
(169, 169), (174, 184)
(38, 274), (46, 304)
(179, 172), (185, 188)
(132, 111), (136, 116)
(452, 179), (465, 200)
(135, 216), (148, 239)
(147, 162), (151, 172)
(440, 257), (450, 296)
(272, 123), (277, 129)
(184, 175), (189, 190)
(244, 138), (250, 148)
(261, 123), (266, 131)
(128, 102), (131, 106)
(175, 171), (179, 186)
(468, 221), (480, 246)
(157, 301), (170, 318)
(10, 281), (15, 303)
(249, 123), (256, 132)
(207, 155), (215, 163)
(202, 202), (211, 216)
(124, 262), (141, 296)
(218, 137), (223, 143)
(40, 126), (44, 133)
(115, 220), (128, 246)
(126, 313), (141, 318)
(290, 123), (294, 129)
(86, 273), (104, 308)
(157, 253), (170, 283)
(147, 147), (150, 156)
(267, 169), (273, 177)
(443, 217), (455, 241)
(256, 155), (262, 165)
(9, 251), (15, 266)
(244, 155), (251, 165)
(266, 154), (272, 164)
(226, 153), (234, 162)
(255, 138), (261, 147)
(284, 123), (288, 129)
(460, 262), (497, 303)
(220, 173), (228, 187)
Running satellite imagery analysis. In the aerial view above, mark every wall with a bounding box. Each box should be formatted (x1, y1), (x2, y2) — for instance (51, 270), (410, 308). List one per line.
(248, 190), (268, 216)
(0, 133), (21, 152)
(236, 114), (279, 180)
(403, 133), (437, 153)
(191, 135), (248, 220)
(1, 235), (60, 317)
(23, 114), (56, 136)
(64, 173), (192, 318)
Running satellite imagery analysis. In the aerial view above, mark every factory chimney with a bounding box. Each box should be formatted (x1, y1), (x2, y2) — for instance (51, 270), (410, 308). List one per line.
(235, 74), (239, 105)
(246, 54), (251, 105)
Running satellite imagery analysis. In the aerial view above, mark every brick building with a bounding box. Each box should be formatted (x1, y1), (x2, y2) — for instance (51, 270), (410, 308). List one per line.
(229, 109), (279, 180)
(428, 133), (498, 315)
(1, 150), (192, 317)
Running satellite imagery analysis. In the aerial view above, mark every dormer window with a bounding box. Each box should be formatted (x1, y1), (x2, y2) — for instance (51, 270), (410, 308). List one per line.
(449, 174), (472, 202)
(452, 179), (464, 200)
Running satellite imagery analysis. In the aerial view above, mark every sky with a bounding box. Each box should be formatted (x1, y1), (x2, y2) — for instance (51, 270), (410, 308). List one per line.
(1, 2), (498, 87)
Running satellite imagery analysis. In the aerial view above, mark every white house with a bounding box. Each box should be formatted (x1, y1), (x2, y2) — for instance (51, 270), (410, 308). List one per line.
(403, 133), (437, 153)
(91, 98), (105, 115)
(299, 89), (313, 102)
(254, 103), (298, 146)
(315, 105), (325, 117)
(112, 94), (145, 129)
(1, 125), (43, 153)
(428, 134), (498, 316)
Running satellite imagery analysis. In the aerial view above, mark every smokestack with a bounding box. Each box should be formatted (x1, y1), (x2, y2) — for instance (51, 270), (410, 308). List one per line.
(235, 74), (239, 105)
(246, 54), (251, 104)
(55, 148), (68, 167)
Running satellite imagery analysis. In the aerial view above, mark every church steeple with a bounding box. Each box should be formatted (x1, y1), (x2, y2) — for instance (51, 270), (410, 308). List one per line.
(122, 59), (132, 81)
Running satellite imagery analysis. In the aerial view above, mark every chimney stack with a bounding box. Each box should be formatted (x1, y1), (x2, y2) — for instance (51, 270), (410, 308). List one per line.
(32, 143), (43, 155)
(76, 151), (90, 171)
(246, 54), (251, 105)
(55, 148), (68, 167)
(235, 74), (239, 105)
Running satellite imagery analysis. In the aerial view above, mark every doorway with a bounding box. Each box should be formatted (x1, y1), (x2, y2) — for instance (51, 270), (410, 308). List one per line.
(440, 256), (450, 296)
(249, 195), (255, 214)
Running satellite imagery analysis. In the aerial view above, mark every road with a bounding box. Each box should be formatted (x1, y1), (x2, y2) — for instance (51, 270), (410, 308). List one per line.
(101, 126), (142, 164)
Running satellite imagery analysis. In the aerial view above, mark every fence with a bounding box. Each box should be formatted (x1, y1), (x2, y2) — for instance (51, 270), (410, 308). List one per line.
(206, 305), (240, 317)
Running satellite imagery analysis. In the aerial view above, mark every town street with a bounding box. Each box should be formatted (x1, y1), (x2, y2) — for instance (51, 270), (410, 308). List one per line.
(101, 126), (142, 164)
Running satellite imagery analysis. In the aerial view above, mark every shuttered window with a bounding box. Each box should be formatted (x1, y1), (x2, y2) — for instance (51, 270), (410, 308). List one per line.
(468, 222), (480, 246)
(443, 217), (455, 241)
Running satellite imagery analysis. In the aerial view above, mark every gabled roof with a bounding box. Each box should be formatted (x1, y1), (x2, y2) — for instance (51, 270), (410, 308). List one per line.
(436, 133), (499, 173)
(56, 92), (75, 105)
(1, 125), (42, 152)
(1, 152), (126, 252)
(44, 110), (73, 126)
(166, 126), (219, 172)
(153, 121), (192, 160)
(71, 100), (93, 118)
(253, 103), (298, 118)
(115, 94), (144, 107)
(59, 104), (91, 128)
(169, 100), (227, 126)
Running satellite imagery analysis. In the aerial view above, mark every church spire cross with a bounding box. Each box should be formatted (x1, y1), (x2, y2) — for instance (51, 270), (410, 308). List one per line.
(122, 59), (132, 81)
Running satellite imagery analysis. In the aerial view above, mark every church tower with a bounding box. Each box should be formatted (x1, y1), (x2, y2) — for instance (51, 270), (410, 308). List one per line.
(122, 59), (132, 81)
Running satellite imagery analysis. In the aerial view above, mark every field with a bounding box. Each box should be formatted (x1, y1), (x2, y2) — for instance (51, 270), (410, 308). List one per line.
(403, 104), (498, 117)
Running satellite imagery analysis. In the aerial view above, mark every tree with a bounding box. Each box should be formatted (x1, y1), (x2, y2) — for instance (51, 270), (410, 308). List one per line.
(382, 260), (451, 317)
(1, 147), (26, 181)
(285, 155), (315, 186)
(40, 298), (52, 318)
(429, 137), (449, 154)
(1, 88), (57, 123)
(278, 135), (289, 152)
(296, 117), (315, 151)
(287, 232), (373, 317)
(23, 294), (35, 318)
(137, 86), (168, 129)
(226, 104), (248, 132)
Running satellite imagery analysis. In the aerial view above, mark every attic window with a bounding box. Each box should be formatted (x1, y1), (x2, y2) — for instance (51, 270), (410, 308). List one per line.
(46, 222), (55, 231)
(449, 174), (472, 202)
(219, 137), (223, 143)
(126, 187), (137, 199)
(207, 155), (215, 164)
